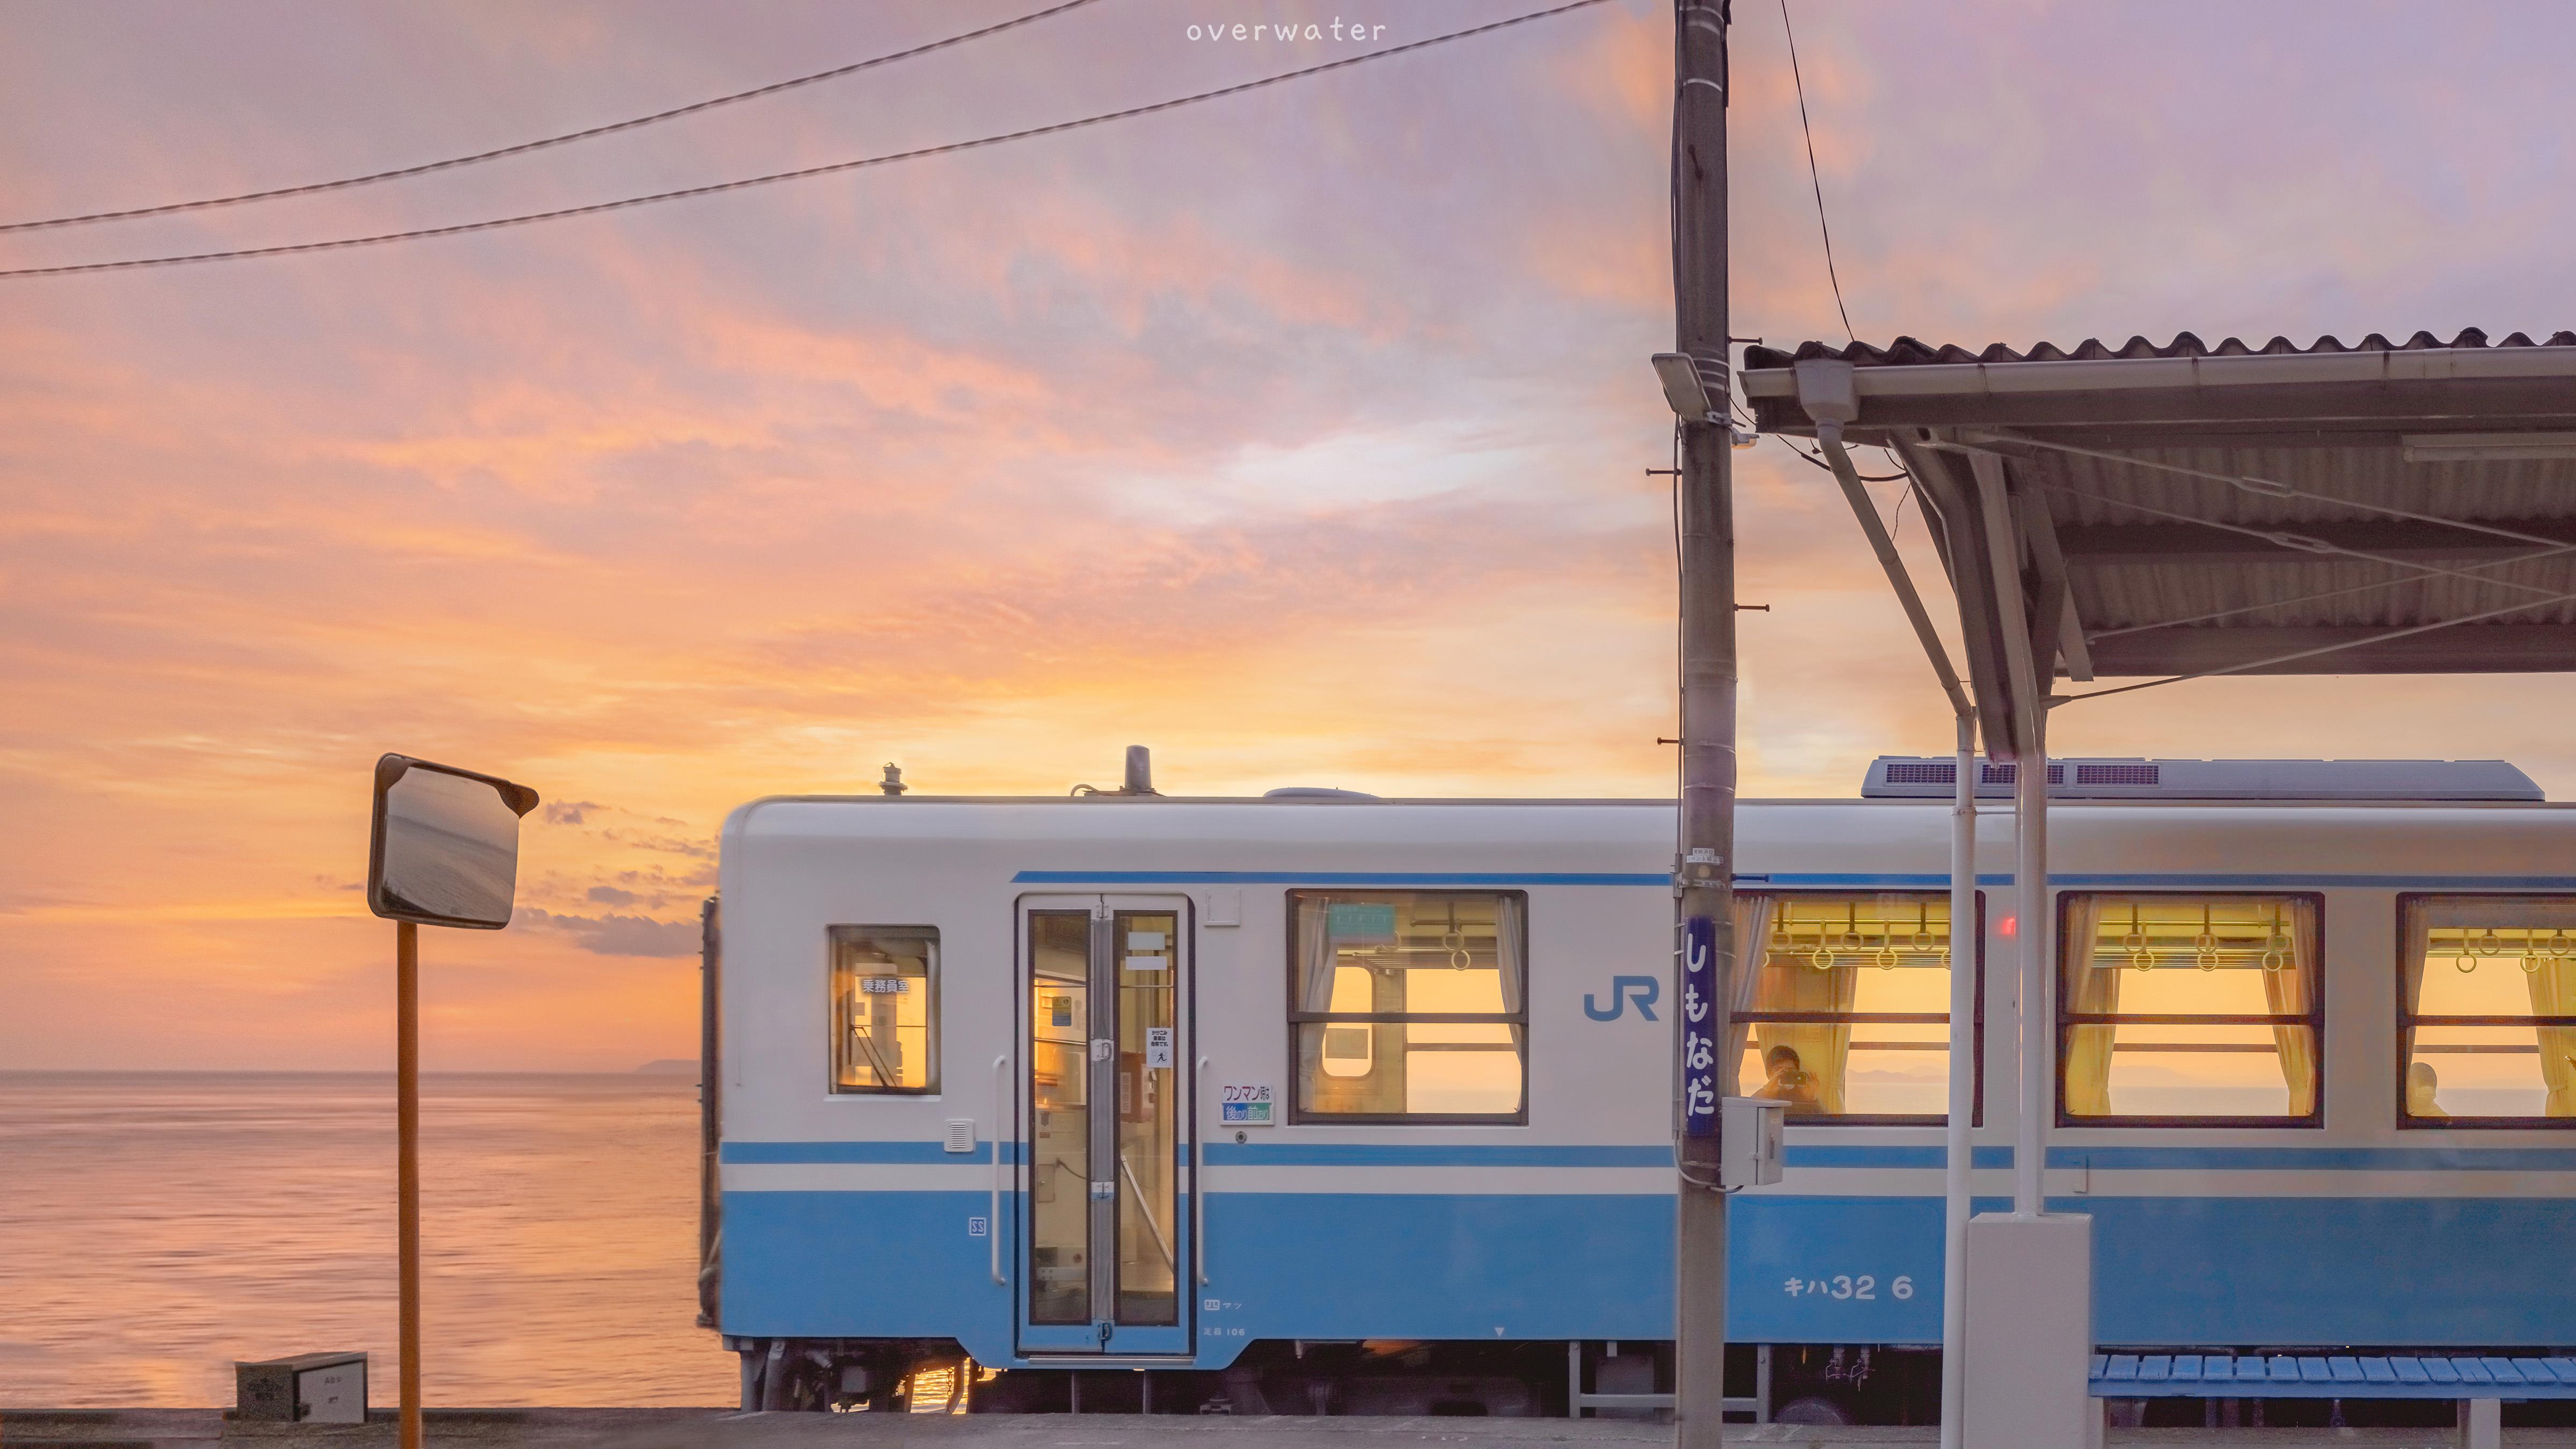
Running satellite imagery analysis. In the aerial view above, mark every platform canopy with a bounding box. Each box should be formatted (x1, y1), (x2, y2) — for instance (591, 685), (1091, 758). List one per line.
(1738, 329), (2576, 754)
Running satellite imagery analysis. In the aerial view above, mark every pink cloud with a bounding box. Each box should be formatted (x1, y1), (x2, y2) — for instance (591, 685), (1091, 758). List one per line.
(8, 0), (2576, 1070)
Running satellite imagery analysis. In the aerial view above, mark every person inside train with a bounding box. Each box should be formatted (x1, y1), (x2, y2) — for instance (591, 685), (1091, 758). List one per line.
(1754, 1044), (1824, 1114)
(2407, 1060), (2448, 1119)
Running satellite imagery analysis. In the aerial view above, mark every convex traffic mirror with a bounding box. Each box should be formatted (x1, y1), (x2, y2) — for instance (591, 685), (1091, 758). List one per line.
(366, 754), (540, 930)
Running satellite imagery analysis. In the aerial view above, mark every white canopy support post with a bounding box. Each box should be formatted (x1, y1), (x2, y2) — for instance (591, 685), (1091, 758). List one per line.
(2011, 711), (2049, 1214)
(1968, 449), (2049, 1215)
(1940, 710), (1977, 1449)
(1960, 450), (2095, 1446)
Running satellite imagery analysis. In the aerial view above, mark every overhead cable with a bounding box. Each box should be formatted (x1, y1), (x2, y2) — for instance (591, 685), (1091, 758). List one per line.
(1779, 437), (1906, 481)
(1778, 0), (1853, 342)
(2086, 566), (2562, 643)
(0, 0), (1107, 235)
(2022, 475), (2576, 612)
(0, 0), (1612, 280)
(2058, 581), (2576, 706)
(1968, 430), (2576, 553)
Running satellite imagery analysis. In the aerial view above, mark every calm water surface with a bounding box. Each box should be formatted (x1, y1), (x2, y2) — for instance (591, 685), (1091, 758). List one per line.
(0, 1073), (734, 1407)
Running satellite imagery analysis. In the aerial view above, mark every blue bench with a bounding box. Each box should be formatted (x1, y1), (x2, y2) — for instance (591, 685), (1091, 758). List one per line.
(2090, 1353), (2576, 1447)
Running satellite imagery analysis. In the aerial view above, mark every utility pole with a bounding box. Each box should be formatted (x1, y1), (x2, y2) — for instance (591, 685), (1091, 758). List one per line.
(1671, 3), (1733, 1447)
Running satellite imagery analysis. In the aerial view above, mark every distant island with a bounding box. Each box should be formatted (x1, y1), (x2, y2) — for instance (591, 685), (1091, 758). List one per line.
(633, 1058), (698, 1075)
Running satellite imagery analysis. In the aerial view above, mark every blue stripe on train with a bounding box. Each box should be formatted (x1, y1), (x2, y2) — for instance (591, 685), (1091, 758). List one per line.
(1014, 869), (2576, 889)
(2083, 1196), (2576, 1345)
(2049, 1146), (2576, 1172)
(719, 1189), (2576, 1356)
(1013, 870), (1672, 886)
(1203, 1143), (1673, 1167)
(723, 1140), (982, 1164)
(715, 1141), (1685, 1168)
(722, 1139), (2576, 1172)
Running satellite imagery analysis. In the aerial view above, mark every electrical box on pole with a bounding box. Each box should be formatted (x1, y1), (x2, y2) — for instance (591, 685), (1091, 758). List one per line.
(1719, 1096), (1784, 1189)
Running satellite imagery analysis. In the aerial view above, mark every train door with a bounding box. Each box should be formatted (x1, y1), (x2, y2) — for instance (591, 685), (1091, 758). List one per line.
(1016, 895), (1193, 1356)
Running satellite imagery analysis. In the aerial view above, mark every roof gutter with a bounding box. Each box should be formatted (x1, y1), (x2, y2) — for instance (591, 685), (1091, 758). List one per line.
(1740, 343), (2576, 401)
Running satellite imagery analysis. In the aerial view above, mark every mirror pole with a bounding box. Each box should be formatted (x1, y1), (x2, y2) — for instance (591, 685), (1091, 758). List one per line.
(397, 919), (421, 1449)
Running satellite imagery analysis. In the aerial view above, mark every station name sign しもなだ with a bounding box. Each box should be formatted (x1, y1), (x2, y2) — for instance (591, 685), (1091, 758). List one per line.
(1681, 915), (1718, 1135)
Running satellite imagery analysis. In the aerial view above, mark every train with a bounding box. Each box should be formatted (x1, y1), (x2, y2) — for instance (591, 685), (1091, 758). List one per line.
(693, 754), (2576, 1424)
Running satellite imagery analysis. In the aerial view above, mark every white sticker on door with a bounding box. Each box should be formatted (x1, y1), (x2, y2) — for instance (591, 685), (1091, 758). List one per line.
(1145, 1026), (1174, 1069)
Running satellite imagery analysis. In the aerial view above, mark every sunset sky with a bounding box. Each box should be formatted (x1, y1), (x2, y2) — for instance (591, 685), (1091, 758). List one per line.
(6, 0), (2575, 1071)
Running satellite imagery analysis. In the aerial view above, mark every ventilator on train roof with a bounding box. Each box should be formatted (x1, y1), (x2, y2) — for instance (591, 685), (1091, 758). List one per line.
(1861, 756), (2542, 802)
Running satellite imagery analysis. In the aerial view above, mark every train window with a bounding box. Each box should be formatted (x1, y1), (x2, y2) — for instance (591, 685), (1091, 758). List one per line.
(2058, 894), (2322, 1126)
(1288, 890), (1526, 1123)
(828, 926), (938, 1094)
(2399, 895), (2576, 1125)
(1733, 892), (1978, 1123)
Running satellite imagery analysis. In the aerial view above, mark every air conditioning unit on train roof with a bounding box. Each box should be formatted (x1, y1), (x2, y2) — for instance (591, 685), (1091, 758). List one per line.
(1859, 756), (2542, 803)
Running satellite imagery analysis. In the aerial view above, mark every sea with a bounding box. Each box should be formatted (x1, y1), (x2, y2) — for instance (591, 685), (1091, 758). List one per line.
(0, 1072), (737, 1408)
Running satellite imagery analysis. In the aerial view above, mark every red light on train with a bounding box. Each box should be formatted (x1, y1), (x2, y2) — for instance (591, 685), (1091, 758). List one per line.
(1998, 915), (2017, 937)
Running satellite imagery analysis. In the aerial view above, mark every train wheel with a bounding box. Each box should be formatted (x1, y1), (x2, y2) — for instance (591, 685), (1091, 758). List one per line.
(1775, 1394), (1857, 1425)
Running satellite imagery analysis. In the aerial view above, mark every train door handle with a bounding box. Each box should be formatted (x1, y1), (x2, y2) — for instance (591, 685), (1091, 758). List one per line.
(990, 1052), (1006, 1286)
(1194, 1053), (1209, 1285)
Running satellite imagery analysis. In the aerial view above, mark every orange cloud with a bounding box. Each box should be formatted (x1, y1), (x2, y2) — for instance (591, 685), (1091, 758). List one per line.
(8, 0), (2574, 1074)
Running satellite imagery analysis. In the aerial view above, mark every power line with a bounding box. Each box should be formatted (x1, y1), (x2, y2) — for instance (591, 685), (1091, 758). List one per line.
(0, 0), (1106, 235)
(1777, 0), (1852, 342)
(1, 0), (1612, 280)
(1776, 437), (1905, 482)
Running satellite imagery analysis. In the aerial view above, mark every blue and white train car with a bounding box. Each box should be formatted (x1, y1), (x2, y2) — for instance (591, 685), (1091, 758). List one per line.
(701, 757), (2576, 1421)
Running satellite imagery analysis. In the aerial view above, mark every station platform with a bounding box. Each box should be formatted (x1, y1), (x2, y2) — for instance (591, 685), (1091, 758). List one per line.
(2096, 1354), (2576, 1399)
(12, 1409), (2576, 1447)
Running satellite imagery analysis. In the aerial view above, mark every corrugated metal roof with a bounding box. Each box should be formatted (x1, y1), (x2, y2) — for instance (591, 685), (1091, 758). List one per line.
(1743, 327), (2576, 371)
(1724, 330), (2576, 752)
(2031, 443), (2576, 640)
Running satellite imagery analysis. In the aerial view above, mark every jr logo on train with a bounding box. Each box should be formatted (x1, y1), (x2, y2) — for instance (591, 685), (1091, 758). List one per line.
(1585, 976), (1660, 1021)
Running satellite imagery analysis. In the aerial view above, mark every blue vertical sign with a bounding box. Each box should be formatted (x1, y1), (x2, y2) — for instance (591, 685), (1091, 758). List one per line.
(1681, 914), (1719, 1136)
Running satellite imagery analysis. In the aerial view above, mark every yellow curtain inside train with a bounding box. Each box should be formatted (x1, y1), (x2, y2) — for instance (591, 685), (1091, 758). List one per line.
(2404, 896), (2576, 1120)
(2534, 957), (2576, 1117)
(2061, 894), (2319, 1120)
(2061, 897), (2115, 1117)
